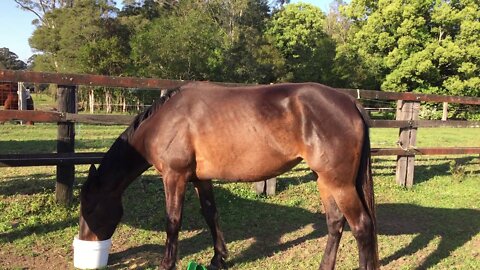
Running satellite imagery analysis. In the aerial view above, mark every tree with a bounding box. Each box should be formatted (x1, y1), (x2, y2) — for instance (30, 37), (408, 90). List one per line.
(324, 0), (350, 44)
(23, 0), (133, 114)
(130, 2), (224, 80)
(28, 0), (125, 74)
(206, 0), (286, 83)
(119, 0), (168, 20)
(269, 0), (290, 11)
(213, 29), (286, 83)
(0, 48), (27, 70)
(14, 0), (85, 28)
(341, 0), (480, 96)
(129, 0), (284, 83)
(266, 3), (336, 84)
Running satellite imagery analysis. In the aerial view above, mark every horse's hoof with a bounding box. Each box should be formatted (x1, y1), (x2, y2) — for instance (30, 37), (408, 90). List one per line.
(160, 260), (176, 270)
(209, 256), (228, 269)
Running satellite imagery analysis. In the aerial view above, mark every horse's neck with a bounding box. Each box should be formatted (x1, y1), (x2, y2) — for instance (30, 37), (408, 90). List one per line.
(97, 137), (150, 192)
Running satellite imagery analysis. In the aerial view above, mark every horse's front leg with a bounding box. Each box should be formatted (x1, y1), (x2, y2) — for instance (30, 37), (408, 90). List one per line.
(193, 180), (228, 269)
(161, 170), (190, 270)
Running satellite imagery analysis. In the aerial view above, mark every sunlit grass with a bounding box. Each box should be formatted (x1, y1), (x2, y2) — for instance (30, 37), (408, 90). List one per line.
(0, 124), (479, 269)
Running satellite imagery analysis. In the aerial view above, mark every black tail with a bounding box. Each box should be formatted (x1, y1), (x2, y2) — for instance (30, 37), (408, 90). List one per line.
(356, 104), (379, 268)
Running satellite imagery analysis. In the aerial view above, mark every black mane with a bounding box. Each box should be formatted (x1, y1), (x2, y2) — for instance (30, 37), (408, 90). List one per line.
(93, 87), (182, 179)
(121, 87), (181, 141)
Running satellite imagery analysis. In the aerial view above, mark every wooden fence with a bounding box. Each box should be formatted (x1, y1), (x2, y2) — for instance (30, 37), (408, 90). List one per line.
(1, 70), (479, 203)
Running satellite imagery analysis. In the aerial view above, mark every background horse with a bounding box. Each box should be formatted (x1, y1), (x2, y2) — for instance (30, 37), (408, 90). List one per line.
(79, 82), (378, 270)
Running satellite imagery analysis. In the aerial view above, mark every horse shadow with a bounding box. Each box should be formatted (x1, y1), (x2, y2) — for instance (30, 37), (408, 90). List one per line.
(0, 173), (56, 196)
(108, 177), (480, 270)
(109, 181), (326, 269)
(1, 159), (478, 269)
(0, 172), (477, 269)
(378, 203), (480, 269)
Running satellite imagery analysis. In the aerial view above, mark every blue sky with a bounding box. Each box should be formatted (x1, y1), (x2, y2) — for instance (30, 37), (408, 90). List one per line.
(0, 0), (333, 62)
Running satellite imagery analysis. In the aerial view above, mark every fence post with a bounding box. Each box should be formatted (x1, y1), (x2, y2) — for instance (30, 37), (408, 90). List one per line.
(395, 100), (420, 187)
(17, 82), (27, 124)
(56, 85), (77, 204)
(254, 178), (277, 196)
(442, 102), (448, 121)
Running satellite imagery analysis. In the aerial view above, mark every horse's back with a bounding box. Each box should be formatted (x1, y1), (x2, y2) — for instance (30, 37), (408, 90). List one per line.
(135, 82), (366, 181)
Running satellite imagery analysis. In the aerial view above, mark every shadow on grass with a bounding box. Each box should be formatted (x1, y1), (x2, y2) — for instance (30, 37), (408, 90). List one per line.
(275, 170), (316, 193)
(109, 244), (163, 269)
(378, 203), (480, 269)
(109, 181), (479, 270)
(0, 173), (56, 196)
(0, 139), (115, 155)
(414, 156), (479, 184)
(108, 183), (326, 268)
(0, 217), (78, 244)
(0, 140), (57, 154)
(371, 156), (479, 182)
(1, 167), (478, 269)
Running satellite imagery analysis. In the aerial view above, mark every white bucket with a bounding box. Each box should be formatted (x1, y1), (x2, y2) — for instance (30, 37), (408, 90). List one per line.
(73, 236), (112, 269)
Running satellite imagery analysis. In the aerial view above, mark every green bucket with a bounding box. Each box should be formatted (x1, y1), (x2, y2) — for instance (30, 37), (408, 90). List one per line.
(186, 261), (208, 270)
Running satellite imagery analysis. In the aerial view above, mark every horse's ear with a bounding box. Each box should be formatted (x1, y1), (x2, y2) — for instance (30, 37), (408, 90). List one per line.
(87, 164), (98, 182)
(88, 164), (97, 176)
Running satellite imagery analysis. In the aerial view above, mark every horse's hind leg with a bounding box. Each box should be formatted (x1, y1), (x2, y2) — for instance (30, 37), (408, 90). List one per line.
(318, 177), (376, 270)
(317, 182), (346, 270)
(193, 180), (228, 269)
(161, 169), (190, 270)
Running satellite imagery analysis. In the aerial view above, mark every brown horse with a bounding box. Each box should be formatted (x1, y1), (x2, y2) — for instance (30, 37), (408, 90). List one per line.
(79, 82), (378, 270)
(3, 92), (18, 110)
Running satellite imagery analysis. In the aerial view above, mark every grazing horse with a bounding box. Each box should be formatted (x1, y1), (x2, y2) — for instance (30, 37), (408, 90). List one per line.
(79, 82), (379, 270)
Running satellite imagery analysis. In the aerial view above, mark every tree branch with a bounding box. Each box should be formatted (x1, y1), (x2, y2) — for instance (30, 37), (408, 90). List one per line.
(14, 0), (46, 25)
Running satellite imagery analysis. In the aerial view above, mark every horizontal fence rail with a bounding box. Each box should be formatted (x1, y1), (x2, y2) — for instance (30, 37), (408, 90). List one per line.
(1, 69), (480, 104)
(2, 147), (480, 167)
(371, 147), (480, 156)
(0, 152), (103, 167)
(2, 110), (480, 128)
(339, 88), (480, 105)
(0, 69), (245, 90)
(369, 119), (480, 128)
(0, 69), (188, 90)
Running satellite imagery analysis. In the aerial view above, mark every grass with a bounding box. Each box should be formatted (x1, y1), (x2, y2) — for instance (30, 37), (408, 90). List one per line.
(0, 123), (479, 269)
(31, 92), (56, 111)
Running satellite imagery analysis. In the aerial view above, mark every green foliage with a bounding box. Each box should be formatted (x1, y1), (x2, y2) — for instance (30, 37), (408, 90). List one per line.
(341, 0), (480, 96)
(266, 3), (336, 83)
(212, 30), (287, 83)
(130, 3), (224, 80)
(448, 160), (466, 183)
(18, 0), (480, 101)
(0, 48), (27, 70)
(29, 0), (124, 74)
(209, 0), (286, 83)
(78, 28), (131, 75)
(128, 0), (284, 83)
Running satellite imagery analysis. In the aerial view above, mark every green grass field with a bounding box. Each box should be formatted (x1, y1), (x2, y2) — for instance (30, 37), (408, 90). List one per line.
(0, 123), (479, 269)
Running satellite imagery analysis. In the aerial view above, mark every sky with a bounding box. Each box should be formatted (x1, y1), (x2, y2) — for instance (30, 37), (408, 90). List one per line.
(0, 0), (333, 62)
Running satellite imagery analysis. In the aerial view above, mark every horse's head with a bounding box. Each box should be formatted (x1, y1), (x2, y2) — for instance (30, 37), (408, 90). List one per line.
(79, 164), (123, 241)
